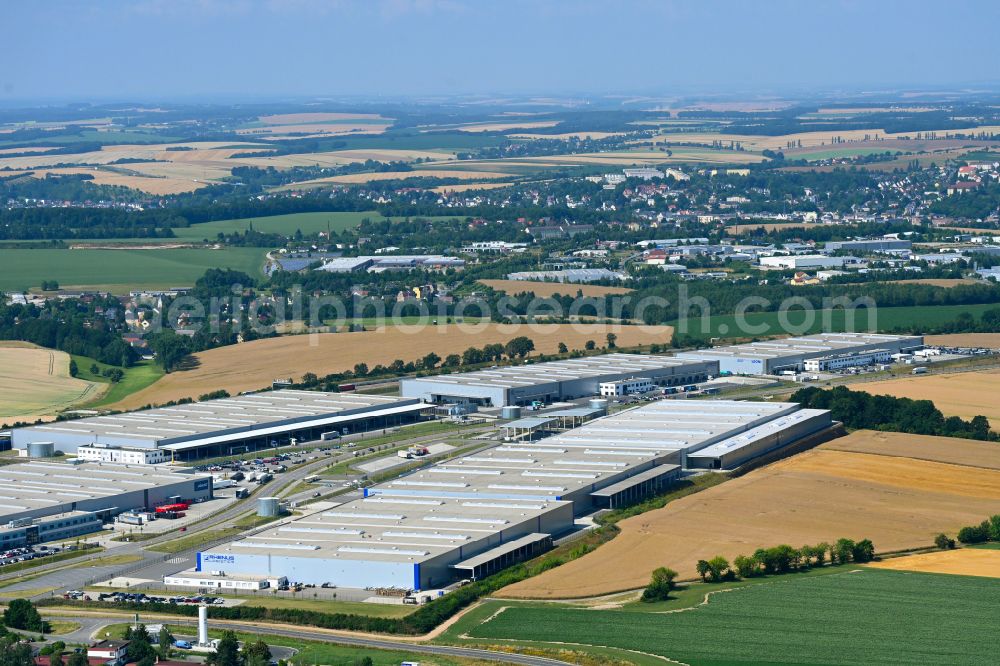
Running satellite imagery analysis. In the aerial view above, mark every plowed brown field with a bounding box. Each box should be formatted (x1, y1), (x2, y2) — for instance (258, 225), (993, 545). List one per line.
(499, 430), (1000, 598)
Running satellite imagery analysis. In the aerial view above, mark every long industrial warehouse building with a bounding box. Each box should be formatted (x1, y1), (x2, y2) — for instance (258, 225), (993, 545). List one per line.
(192, 400), (832, 590)
(400, 353), (718, 407)
(674, 332), (923, 375)
(12, 391), (429, 460)
(0, 461), (213, 547)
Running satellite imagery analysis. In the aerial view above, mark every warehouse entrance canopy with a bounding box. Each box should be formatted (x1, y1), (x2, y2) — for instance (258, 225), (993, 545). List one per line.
(450, 533), (552, 579)
(590, 464), (681, 509)
(501, 417), (556, 441)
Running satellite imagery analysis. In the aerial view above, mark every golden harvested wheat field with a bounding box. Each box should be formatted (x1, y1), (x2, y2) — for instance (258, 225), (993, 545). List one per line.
(236, 123), (388, 136)
(499, 430), (1000, 598)
(869, 548), (1000, 579)
(936, 226), (1000, 235)
(277, 170), (511, 189)
(478, 279), (634, 297)
(107, 323), (673, 410)
(886, 279), (982, 288)
(431, 182), (514, 194)
(726, 222), (825, 235)
(854, 368), (1000, 428)
(648, 125), (1000, 152)
(511, 131), (622, 140)
(0, 343), (102, 425)
(521, 150), (764, 166)
(926, 333), (1000, 349)
(455, 121), (560, 132)
(0, 141), (454, 194)
(259, 112), (387, 124)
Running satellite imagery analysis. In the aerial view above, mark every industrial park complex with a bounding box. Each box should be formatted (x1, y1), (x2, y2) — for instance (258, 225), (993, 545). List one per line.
(5, 332), (942, 595)
(188, 400), (833, 591)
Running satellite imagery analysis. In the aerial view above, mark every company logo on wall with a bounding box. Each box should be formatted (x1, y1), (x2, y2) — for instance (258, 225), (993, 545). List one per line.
(195, 480), (211, 491)
(203, 554), (235, 564)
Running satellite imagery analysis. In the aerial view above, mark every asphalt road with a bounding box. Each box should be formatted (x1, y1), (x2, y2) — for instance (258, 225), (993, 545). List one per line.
(45, 614), (572, 666)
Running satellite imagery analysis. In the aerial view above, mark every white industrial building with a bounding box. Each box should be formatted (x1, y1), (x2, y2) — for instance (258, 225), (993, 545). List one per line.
(0, 461), (212, 546)
(163, 571), (286, 591)
(12, 391), (430, 460)
(189, 400), (831, 590)
(824, 239), (912, 252)
(76, 445), (170, 465)
(318, 255), (465, 273)
(599, 377), (655, 397)
(400, 354), (717, 407)
(803, 348), (892, 372)
(676, 333), (923, 375)
(759, 255), (847, 270)
(505, 268), (628, 283)
(685, 407), (832, 470)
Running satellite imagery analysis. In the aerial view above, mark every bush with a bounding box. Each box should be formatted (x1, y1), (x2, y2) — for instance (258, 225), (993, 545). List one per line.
(934, 533), (956, 550)
(989, 515), (1000, 541)
(727, 537), (875, 581)
(641, 567), (678, 602)
(3, 599), (48, 633)
(957, 523), (991, 544)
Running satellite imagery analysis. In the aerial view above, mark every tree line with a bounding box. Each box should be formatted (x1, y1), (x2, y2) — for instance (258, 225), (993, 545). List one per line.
(643, 537), (875, 602)
(0, 297), (138, 367)
(790, 385), (996, 441)
(953, 514), (1000, 545)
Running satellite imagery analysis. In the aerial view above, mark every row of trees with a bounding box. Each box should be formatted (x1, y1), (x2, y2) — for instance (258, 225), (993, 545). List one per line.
(954, 514), (1000, 545)
(643, 538), (876, 602)
(296, 336), (540, 390)
(707, 538), (875, 582)
(791, 385), (996, 441)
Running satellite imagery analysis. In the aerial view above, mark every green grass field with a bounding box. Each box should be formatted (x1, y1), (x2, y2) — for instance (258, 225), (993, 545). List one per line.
(459, 569), (1000, 665)
(791, 147), (902, 161)
(71, 355), (164, 408)
(673, 302), (1000, 341)
(173, 211), (469, 242)
(171, 211), (379, 241)
(0, 247), (267, 293)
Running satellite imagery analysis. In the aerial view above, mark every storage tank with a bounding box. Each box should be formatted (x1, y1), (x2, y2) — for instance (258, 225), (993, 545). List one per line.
(588, 399), (609, 415)
(257, 497), (280, 518)
(27, 441), (55, 458)
(501, 406), (522, 420)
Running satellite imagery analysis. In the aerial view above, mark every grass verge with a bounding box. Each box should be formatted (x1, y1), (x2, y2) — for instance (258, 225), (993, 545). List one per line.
(71, 355), (164, 408)
(147, 528), (243, 554)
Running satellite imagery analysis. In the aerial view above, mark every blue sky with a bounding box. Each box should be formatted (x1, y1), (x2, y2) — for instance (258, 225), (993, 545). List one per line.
(3, 0), (999, 102)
